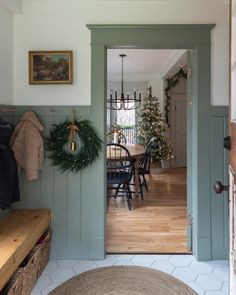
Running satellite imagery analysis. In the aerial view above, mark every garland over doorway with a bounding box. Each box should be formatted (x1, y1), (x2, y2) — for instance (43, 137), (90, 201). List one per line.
(164, 68), (187, 127)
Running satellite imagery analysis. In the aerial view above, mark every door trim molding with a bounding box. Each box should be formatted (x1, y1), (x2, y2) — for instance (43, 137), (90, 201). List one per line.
(87, 24), (215, 260)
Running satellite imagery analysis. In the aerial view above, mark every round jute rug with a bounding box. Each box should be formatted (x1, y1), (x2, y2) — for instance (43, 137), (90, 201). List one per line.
(49, 266), (197, 295)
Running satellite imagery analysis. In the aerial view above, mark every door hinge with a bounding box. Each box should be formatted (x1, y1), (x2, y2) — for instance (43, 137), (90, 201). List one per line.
(187, 67), (192, 78)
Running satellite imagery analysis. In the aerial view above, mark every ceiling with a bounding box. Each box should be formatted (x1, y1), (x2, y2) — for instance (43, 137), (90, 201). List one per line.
(107, 49), (186, 77)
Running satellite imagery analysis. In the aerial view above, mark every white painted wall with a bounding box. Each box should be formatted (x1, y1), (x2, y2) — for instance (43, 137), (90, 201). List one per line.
(13, 0), (228, 105)
(148, 73), (164, 111)
(0, 7), (13, 104)
(0, 0), (23, 14)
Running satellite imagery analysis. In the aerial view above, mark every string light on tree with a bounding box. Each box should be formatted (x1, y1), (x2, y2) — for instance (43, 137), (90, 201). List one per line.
(136, 86), (173, 162)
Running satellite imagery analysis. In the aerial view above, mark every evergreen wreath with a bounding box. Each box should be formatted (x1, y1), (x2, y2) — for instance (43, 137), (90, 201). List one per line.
(46, 119), (102, 173)
(164, 68), (187, 127)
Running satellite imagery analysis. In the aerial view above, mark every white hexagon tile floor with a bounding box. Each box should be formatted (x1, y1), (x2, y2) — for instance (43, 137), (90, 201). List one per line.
(31, 255), (229, 295)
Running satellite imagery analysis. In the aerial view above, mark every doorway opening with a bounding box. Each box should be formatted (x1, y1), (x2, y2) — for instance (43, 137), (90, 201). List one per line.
(106, 48), (190, 254)
(87, 23), (214, 260)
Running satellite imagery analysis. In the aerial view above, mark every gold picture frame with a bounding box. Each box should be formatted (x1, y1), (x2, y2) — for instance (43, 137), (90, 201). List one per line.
(29, 50), (73, 84)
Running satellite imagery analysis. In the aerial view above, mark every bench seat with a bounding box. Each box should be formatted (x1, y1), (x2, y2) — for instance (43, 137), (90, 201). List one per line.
(0, 209), (51, 290)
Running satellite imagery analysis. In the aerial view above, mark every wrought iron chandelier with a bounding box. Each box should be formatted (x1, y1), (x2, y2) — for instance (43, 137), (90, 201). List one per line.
(107, 54), (142, 110)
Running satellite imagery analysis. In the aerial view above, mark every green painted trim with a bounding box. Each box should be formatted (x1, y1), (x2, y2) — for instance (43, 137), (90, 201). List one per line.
(0, 105), (91, 117)
(210, 106), (229, 117)
(193, 45), (212, 260)
(90, 44), (106, 259)
(87, 24), (214, 48)
(87, 24), (215, 30)
(187, 50), (193, 252)
(88, 24), (215, 260)
(195, 237), (212, 261)
(210, 107), (229, 260)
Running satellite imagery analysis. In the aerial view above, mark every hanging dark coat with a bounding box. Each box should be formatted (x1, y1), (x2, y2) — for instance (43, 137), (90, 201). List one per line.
(0, 119), (20, 209)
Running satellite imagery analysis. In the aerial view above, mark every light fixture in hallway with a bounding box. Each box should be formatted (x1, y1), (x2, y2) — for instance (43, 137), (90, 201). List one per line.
(107, 54), (141, 110)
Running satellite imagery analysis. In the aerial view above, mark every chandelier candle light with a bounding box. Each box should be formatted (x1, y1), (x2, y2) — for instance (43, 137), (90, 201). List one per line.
(113, 131), (119, 144)
(107, 54), (142, 110)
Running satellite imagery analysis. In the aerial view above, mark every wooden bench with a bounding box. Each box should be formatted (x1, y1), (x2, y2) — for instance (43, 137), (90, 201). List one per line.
(0, 209), (51, 291)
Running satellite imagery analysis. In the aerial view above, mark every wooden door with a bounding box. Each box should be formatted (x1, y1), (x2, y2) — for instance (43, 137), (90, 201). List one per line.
(175, 100), (187, 167)
(229, 0), (236, 293)
(170, 78), (187, 168)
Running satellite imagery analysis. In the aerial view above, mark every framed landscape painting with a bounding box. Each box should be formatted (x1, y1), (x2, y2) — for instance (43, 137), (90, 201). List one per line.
(29, 51), (73, 84)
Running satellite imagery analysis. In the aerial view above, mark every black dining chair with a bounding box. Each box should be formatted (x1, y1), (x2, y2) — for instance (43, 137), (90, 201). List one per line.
(107, 143), (133, 210)
(138, 137), (158, 199)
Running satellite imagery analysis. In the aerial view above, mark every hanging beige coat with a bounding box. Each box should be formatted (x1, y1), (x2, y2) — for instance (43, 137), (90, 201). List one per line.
(10, 111), (44, 181)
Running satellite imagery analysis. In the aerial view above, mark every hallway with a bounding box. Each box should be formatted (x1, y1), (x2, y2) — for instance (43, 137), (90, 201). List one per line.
(106, 168), (189, 253)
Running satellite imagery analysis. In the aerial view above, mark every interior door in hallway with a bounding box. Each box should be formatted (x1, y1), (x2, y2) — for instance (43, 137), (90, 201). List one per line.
(170, 77), (187, 168)
(175, 100), (187, 167)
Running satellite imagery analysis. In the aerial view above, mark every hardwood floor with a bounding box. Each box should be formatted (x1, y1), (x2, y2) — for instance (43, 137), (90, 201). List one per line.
(106, 167), (190, 254)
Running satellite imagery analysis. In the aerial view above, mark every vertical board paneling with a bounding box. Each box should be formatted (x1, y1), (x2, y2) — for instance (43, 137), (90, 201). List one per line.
(40, 159), (54, 209)
(1, 104), (228, 260)
(15, 172), (27, 208)
(40, 115), (54, 211)
(27, 179), (41, 208)
(67, 172), (81, 246)
(52, 115), (69, 253)
(210, 107), (229, 259)
(53, 169), (68, 254)
(0, 106), (94, 259)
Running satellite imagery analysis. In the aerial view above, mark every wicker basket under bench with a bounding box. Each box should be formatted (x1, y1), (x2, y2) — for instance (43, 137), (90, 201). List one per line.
(0, 209), (51, 295)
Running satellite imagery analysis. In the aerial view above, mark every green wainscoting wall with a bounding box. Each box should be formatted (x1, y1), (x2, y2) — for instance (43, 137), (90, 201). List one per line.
(0, 104), (229, 260)
(210, 106), (229, 259)
(0, 105), (105, 259)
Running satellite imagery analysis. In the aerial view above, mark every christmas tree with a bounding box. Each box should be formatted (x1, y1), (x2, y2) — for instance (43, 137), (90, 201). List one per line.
(136, 86), (172, 161)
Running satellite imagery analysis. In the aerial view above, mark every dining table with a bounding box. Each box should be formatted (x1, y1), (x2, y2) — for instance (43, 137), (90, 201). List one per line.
(106, 143), (145, 196)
